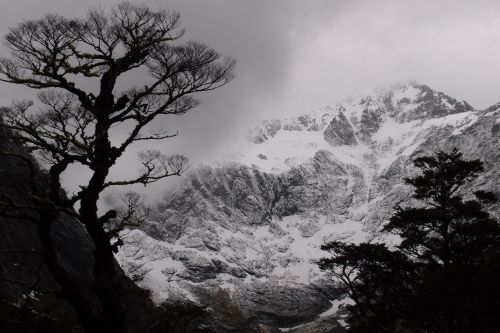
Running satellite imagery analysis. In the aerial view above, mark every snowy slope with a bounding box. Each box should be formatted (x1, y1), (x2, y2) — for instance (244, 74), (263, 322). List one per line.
(226, 82), (476, 174)
(116, 82), (499, 329)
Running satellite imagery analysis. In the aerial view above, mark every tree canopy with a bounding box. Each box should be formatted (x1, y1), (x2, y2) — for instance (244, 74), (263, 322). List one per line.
(0, 2), (234, 332)
(319, 149), (500, 333)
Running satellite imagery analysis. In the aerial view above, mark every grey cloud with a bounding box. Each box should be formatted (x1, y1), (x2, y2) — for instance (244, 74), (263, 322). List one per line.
(1, 0), (500, 204)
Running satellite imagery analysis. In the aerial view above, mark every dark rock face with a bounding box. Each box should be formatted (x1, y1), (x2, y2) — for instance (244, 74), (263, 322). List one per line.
(399, 83), (473, 122)
(359, 107), (384, 140)
(146, 163), (284, 242)
(324, 111), (357, 146)
(174, 250), (218, 282)
(0, 132), (94, 302)
(0, 132), (94, 332)
(0, 131), (157, 332)
(235, 281), (331, 327)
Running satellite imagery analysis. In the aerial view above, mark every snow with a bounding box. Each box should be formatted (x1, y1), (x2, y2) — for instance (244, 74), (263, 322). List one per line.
(223, 130), (330, 173)
(321, 297), (355, 318)
(221, 88), (479, 179)
(179, 84), (483, 295)
(263, 215), (369, 283)
(115, 82), (490, 326)
(116, 229), (198, 303)
(391, 83), (421, 103)
(371, 118), (413, 142)
(123, 85), (481, 299)
(338, 319), (349, 328)
(373, 111), (477, 171)
(117, 211), (371, 303)
(278, 297), (355, 331)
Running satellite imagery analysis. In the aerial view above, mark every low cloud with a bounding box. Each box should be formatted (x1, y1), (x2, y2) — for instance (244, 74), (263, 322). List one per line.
(1, 0), (499, 204)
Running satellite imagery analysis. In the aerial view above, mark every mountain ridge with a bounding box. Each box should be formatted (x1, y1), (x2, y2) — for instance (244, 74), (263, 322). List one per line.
(117, 82), (499, 331)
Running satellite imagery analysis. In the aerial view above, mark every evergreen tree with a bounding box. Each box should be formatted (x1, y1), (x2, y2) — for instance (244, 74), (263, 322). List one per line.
(318, 242), (416, 333)
(319, 149), (500, 333)
(385, 148), (500, 332)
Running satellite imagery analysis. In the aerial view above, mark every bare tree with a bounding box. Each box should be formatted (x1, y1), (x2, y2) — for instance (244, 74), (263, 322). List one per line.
(106, 191), (153, 251)
(0, 2), (234, 332)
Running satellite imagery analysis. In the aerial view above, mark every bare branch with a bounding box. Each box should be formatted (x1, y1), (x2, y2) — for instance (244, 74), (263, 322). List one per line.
(103, 151), (188, 188)
(0, 3), (234, 331)
(133, 129), (178, 142)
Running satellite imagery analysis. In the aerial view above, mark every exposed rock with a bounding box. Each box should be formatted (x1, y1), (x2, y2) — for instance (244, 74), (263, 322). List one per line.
(258, 154), (268, 160)
(235, 281), (332, 327)
(324, 111), (357, 146)
(0, 128), (158, 333)
(173, 250), (218, 282)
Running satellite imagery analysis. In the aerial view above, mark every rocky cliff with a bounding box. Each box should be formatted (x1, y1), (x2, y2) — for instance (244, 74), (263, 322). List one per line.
(117, 82), (500, 331)
(0, 129), (157, 333)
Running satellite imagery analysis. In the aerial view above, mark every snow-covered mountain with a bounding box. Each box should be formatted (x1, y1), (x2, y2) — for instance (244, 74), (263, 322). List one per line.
(116, 82), (500, 331)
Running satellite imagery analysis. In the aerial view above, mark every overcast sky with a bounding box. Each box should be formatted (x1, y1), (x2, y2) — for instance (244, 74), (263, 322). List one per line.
(1, 0), (500, 203)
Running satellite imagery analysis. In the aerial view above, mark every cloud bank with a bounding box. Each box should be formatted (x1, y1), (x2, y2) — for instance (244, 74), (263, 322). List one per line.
(1, 0), (499, 203)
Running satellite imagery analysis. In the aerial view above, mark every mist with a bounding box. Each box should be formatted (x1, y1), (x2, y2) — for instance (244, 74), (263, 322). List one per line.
(1, 0), (500, 205)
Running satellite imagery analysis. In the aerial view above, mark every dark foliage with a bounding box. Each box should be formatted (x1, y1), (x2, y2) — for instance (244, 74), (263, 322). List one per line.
(319, 149), (500, 333)
(318, 242), (417, 332)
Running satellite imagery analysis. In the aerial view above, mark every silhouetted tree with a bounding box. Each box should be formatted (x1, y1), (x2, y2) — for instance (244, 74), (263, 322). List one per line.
(319, 242), (416, 333)
(0, 2), (234, 332)
(385, 148), (500, 332)
(320, 149), (500, 333)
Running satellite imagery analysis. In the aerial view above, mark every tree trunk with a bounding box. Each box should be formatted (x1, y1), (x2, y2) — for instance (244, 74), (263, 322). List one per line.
(80, 165), (128, 333)
(79, 112), (128, 332)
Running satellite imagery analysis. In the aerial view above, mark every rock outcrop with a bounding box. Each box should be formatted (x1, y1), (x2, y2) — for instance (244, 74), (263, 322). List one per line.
(324, 111), (358, 146)
(0, 128), (157, 333)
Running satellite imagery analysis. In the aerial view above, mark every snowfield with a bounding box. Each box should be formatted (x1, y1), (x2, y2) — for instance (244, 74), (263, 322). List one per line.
(116, 82), (500, 329)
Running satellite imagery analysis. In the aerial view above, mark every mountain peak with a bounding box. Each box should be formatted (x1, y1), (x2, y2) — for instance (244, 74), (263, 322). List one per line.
(248, 82), (474, 147)
(342, 81), (473, 124)
(237, 82), (481, 174)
